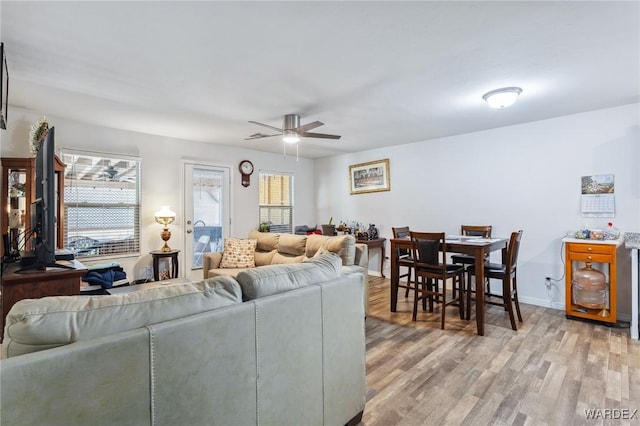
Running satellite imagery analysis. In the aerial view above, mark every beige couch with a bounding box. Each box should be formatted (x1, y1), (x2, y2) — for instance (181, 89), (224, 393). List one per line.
(203, 230), (370, 313)
(1, 254), (366, 425)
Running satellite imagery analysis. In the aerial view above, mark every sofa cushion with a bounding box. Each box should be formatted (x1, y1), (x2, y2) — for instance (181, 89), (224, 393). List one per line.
(254, 250), (276, 266)
(248, 230), (279, 252)
(220, 238), (257, 268)
(306, 234), (356, 266)
(236, 253), (342, 300)
(277, 233), (307, 256)
(271, 252), (305, 264)
(207, 268), (245, 278)
(3, 276), (242, 357)
(305, 234), (329, 257)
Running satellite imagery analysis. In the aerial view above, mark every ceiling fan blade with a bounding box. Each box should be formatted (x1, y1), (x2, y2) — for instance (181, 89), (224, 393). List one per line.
(300, 132), (341, 140)
(296, 121), (324, 133)
(245, 132), (281, 140)
(248, 120), (282, 133)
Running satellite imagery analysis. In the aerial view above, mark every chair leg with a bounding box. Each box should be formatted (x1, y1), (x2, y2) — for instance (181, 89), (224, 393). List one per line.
(452, 272), (457, 300)
(513, 274), (523, 322)
(502, 276), (517, 331)
(465, 272), (473, 321)
(458, 273), (465, 320)
(404, 266), (412, 297)
(440, 280), (446, 330)
(412, 278), (420, 321)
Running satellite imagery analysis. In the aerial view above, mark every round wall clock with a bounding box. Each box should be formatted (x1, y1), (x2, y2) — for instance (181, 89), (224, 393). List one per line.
(239, 160), (254, 187)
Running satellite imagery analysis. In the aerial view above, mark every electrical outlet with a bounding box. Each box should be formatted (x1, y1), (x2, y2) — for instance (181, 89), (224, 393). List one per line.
(545, 277), (552, 289)
(145, 266), (153, 279)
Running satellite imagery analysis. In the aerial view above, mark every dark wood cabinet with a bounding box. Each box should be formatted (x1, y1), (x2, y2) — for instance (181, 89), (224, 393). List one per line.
(1, 156), (66, 254)
(1, 260), (87, 340)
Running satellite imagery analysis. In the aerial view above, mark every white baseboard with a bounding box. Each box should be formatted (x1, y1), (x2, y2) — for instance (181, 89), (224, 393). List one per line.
(510, 295), (631, 322)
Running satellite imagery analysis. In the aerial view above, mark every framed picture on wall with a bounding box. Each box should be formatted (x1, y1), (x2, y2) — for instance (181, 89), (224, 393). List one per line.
(349, 158), (390, 195)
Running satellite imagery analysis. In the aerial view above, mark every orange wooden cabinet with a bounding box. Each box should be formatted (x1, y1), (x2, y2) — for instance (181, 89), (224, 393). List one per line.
(564, 239), (620, 324)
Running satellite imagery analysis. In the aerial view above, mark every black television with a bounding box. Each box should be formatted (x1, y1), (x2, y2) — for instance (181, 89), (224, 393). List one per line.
(19, 127), (73, 270)
(0, 42), (7, 130)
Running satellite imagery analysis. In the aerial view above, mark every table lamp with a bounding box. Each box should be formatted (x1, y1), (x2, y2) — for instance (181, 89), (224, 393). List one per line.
(154, 205), (176, 252)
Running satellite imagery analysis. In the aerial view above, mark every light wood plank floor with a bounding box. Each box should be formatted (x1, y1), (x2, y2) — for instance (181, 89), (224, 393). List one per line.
(361, 276), (640, 426)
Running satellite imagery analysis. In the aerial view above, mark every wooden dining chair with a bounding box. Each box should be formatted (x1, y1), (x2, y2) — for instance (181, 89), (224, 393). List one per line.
(409, 232), (465, 329)
(451, 225), (492, 299)
(392, 226), (413, 298)
(467, 230), (523, 330)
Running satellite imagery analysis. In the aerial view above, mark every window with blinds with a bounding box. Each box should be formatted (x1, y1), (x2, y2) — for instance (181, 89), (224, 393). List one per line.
(259, 171), (293, 233)
(61, 150), (141, 258)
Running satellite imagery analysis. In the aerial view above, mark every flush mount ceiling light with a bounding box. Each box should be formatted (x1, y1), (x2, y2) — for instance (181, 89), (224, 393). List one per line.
(482, 87), (523, 108)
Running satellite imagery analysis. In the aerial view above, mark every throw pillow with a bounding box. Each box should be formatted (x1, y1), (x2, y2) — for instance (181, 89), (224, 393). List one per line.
(220, 238), (257, 268)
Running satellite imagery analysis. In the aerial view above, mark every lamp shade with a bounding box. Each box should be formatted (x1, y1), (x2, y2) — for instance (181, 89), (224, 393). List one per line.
(154, 205), (176, 226)
(482, 87), (522, 108)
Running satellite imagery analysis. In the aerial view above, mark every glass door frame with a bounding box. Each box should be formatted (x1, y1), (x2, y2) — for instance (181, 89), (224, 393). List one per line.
(182, 160), (231, 273)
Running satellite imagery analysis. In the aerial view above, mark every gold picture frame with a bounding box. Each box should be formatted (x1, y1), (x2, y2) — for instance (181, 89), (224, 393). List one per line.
(349, 159), (390, 195)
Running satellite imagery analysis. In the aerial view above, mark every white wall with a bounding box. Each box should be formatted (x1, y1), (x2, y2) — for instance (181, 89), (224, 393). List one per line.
(3, 104), (638, 317)
(2, 108), (316, 283)
(315, 103), (640, 316)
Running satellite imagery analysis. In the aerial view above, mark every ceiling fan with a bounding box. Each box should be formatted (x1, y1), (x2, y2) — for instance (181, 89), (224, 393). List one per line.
(246, 114), (341, 143)
(102, 164), (119, 180)
(101, 162), (135, 183)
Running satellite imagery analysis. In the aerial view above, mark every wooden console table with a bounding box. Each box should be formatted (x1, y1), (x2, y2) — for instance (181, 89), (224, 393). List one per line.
(1, 260), (87, 340)
(357, 238), (386, 277)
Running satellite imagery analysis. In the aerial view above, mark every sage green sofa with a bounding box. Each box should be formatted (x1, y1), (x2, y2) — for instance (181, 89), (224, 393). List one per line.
(1, 254), (367, 426)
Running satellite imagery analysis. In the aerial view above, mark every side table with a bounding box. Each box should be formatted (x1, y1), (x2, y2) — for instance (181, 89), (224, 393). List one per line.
(357, 238), (386, 277)
(150, 249), (180, 281)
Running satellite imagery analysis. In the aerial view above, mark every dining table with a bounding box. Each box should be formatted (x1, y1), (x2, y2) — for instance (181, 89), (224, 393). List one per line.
(390, 235), (509, 336)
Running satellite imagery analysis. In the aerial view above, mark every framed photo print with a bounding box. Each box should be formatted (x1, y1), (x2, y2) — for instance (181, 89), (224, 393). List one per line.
(349, 158), (390, 195)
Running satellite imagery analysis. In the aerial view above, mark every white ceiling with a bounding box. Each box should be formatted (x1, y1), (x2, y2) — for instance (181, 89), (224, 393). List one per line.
(2, 1), (639, 159)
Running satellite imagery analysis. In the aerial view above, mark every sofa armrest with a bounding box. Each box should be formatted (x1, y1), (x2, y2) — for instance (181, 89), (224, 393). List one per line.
(354, 243), (368, 268)
(203, 252), (223, 279)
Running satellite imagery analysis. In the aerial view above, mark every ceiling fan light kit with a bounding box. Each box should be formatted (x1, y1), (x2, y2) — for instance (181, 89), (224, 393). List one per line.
(246, 114), (341, 145)
(482, 87), (522, 108)
(283, 130), (300, 144)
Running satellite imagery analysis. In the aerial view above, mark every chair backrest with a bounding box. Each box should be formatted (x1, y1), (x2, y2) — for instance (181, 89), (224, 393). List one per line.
(409, 231), (446, 270)
(392, 226), (411, 257)
(461, 225), (492, 238)
(507, 230), (524, 273)
(392, 226), (410, 239)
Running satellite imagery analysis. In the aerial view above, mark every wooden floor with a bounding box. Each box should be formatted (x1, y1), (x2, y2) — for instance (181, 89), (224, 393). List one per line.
(360, 276), (640, 426)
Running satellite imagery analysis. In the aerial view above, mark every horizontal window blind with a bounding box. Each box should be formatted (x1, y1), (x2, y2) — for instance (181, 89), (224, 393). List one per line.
(259, 172), (293, 234)
(61, 151), (141, 258)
